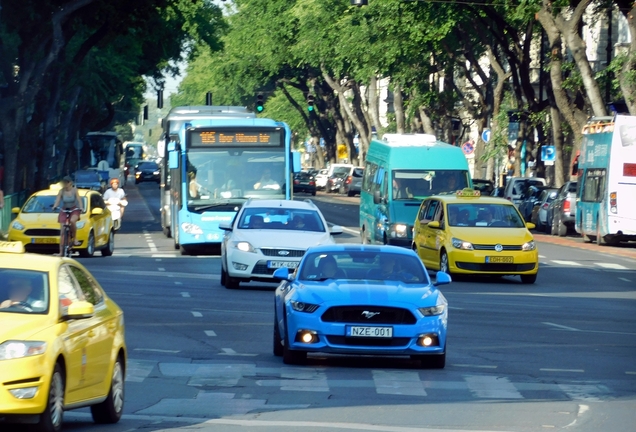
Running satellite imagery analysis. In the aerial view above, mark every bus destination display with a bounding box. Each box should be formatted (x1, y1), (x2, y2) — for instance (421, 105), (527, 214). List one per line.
(190, 129), (282, 147)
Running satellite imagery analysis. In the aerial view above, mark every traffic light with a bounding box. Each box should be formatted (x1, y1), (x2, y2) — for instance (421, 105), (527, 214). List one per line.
(351, 0), (368, 5)
(206, 92), (213, 105)
(307, 94), (315, 112)
(256, 93), (264, 113)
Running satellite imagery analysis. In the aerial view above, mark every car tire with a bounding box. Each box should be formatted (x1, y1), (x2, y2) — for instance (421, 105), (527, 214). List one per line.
(37, 363), (65, 432)
(521, 273), (537, 284)
(311, 190), (316, 196)
(536, 220), (545, 232)
(283, 336), (306, 365)
(347, 190), (354, 197)
(439, 250), (450, 274)
(273, 314), (283, 357)
(80, 231), (95, 257)
(557, 216), (567, 237)
(180, 245), (190, 256)
(222, 261), (240, 289)
(550, 216), (557, 236)
(90, 356), (124, 424)
(101, 230), (115, 257)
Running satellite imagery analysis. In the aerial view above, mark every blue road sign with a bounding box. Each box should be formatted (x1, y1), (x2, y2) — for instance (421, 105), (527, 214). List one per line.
(481, 129), (491, 143)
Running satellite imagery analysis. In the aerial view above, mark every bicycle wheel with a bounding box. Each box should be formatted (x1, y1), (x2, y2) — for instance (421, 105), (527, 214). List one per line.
(63, 226), (72, 257)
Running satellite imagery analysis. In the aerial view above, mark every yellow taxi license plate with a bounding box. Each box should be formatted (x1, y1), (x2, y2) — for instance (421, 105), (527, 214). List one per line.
(486, 256), (513, 263)
(32, 238), (57, 244)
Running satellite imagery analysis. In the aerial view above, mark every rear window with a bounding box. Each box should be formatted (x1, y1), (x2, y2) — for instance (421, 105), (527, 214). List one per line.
(567, 182), (577, 193)
(352, 168), (364, 177)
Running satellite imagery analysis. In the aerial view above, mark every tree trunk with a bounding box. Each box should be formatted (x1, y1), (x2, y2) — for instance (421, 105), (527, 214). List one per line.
(367, 75), (382, 135)
(550, 106), (565, 187)
(393, 81), (406, 133)
(418, 107), (436, 135)
(619, 3), (636, 114)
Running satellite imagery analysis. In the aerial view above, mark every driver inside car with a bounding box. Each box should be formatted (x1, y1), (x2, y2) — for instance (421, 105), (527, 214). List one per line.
(0, 277), (44, 311)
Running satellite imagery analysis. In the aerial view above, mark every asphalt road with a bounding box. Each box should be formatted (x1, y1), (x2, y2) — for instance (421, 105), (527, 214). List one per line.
(31, 183), (636, 432)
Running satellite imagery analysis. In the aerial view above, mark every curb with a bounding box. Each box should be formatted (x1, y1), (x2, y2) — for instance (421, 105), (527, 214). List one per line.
(533, 231), (636, 260)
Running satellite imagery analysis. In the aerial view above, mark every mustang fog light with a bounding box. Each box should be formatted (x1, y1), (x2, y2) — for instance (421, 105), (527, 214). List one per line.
(232, 262), (248, 271)
(295, 330), (318, 344)
(9, 387), (38, 399)
(417, 334), (439, 347)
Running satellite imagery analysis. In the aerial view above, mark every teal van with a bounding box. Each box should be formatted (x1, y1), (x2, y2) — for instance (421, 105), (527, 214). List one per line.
(360, 134), (472, 247)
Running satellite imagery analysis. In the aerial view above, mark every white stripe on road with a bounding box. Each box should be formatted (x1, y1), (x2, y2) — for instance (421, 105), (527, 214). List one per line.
(541, 369), (584, 373)
(619, 277), (632, 282)
(181, 292), (190, 297)
(205, 330), (217, 336)
(218, 348), (258, 357)
(373, 370), (427, 396)
(595, 262), (627, 270)
(191, 311), (202, 317)
(465, 375), (523, 399)
(543, 322), (580, 332)
(551, 260), (582, 266)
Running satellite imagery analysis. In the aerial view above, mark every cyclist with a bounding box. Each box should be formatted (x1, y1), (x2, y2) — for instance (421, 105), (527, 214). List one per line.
(52, 176), (84, 255)
(103, 178), (127, 218)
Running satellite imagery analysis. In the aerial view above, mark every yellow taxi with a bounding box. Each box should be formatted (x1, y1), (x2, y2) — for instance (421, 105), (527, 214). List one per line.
(8, 185), (115, 257)
(0, 241), (126, 431)
(412, 189), (539, 284)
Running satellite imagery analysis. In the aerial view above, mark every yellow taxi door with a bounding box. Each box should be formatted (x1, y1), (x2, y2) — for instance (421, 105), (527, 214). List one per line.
(68, 265), (116, 399)
(89, 193), (106, 246)
(414, 199), (440, 268)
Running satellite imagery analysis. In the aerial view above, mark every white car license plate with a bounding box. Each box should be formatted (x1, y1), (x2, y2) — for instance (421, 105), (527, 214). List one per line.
(346, 326), (393, 338)
(267, 261), (299, 269)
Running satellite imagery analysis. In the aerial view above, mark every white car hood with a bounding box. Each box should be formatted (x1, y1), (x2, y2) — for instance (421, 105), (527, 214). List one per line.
(232, 229), (334, 249)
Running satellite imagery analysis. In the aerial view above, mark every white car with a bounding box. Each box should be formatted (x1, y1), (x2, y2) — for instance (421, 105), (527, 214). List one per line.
(219, 199), (343, 288)
(314, 169), (329, 190)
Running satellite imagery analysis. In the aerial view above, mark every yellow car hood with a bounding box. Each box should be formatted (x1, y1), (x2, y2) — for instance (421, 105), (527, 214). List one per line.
(449, 227), (534, 244)
(15, 213), (62, 228)
(0, 314), (54, 340)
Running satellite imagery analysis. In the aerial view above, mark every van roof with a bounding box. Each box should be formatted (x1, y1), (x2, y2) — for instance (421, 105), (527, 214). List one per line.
(381, 134), (437, 147)
(367, 134), (469, 169)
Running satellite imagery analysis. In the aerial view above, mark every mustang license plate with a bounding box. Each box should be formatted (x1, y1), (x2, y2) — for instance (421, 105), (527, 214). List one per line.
(486, 256), (513, 263)
(267, 261), (299, 269)
(346, 326), (393, 338)
(32, 238), (57, 244)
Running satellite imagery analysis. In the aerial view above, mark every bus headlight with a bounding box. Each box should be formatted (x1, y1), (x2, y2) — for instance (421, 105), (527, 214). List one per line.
(181, 223), (203, 235)
(522, 240), (536, 251)
(389, 224), (408, 238)
(451, 237), (473, 250)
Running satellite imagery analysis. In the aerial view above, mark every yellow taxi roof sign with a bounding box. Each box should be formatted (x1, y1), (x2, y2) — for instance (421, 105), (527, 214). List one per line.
(0, 241), (26, 254)
(456, 188), (481, 197)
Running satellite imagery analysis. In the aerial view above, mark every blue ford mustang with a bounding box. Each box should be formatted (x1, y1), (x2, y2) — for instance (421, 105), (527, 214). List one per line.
(273, 244), (451, 368)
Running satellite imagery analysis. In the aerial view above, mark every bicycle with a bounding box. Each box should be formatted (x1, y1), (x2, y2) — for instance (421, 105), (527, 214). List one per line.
(55, 207), (78, 257)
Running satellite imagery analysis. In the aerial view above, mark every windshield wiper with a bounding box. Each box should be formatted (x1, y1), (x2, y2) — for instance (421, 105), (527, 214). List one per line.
(192, 202), (242, 212)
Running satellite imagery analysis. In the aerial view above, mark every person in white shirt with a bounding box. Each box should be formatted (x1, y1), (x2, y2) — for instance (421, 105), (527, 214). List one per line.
(254, 169), (280, 190)
(103, 178), (128, 217)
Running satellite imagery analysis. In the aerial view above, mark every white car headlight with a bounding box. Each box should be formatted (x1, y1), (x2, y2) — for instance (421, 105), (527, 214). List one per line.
(233, 241), (255, 253)
(181, 223), (203, 235)
(451, 237), (474, 250)
(0, 341), (47, 360)
(11, 221), (25, 230)
(522, 240), (536, 251)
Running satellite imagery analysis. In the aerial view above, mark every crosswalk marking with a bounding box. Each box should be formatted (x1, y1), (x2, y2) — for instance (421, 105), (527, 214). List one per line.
(465, 375), (522, 399)
(551, 260), (582, 266)
(373, 370), (427, 396)
(125, 359), (156, 382)
(281, 368), (329, 392)
(595, 262), (627, 270)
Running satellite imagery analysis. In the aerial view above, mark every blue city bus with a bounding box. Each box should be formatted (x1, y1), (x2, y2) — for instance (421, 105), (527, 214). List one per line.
(159, 106), (256, 238)
(166, 114), (299, 254)
(575, 115), (636, 245)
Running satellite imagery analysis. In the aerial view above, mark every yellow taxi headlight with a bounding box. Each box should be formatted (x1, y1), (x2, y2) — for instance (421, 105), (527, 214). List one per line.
(451, 237), (474, 250)
(522, 240), (536, 251)
(0, 341), (47, 360)
(11, 221), (25, 230)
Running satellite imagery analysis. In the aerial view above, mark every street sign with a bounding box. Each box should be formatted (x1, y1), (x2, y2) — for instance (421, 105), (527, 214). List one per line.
(461, 141), (475, 155)
(541, 145), (555, 166)
(481, 129), (491, 143)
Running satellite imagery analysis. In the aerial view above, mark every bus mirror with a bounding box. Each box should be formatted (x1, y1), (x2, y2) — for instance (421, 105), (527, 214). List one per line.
(167, 141), (176, 152)
(292, 152), (302, 173)
(373, 190), (382, 204)
(168, 151), (179, 169)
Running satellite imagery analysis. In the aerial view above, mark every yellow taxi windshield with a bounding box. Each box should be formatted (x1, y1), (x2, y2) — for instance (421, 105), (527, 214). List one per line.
(447, 203), (525, 228)
(0, 270), (50, 314)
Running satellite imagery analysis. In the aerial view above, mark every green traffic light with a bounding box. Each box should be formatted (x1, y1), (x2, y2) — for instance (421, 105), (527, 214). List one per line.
(256, 105), (264, 112)
(308, 106), (314, 112)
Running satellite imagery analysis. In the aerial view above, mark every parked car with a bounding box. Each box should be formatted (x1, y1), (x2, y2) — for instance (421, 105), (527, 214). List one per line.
(518, 185), (550, 222)
(326, 171), (348, 193)
(314, 169), (329, 190)
(293, 171), (317, 196)
(472, 178), (494, 195)
(491, 186), (505, 198)
(503, 177), (547, 207)
(0, 241), (126, 431)
(219, 199), (343, 289)
(134, 161), (160, 184)
(530, 188), (558, 232)
(546, 181), (578, 236)
(342, 167), (364, 196)
(272, 244), (450, 367)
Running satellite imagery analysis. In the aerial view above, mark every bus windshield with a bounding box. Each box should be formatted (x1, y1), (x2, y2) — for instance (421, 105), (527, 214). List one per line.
(392, 170), (469, 199)
(82, 134), (123, 169)
(186, 148), (286, 207)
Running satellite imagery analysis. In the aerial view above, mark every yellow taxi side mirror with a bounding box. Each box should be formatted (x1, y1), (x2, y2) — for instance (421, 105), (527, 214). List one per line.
(525, 222), (536, 230)
(91, 207), (104, 216)
(427, 221), (440, 229)
(11, 207), (20, 214)
(64, 301), (95, 319)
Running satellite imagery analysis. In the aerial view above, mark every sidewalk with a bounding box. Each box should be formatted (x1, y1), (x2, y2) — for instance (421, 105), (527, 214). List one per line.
(532, 231), (636, 260)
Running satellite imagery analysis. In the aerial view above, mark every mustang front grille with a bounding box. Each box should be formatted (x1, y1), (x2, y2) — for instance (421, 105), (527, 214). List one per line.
(321, 306), (416, 324)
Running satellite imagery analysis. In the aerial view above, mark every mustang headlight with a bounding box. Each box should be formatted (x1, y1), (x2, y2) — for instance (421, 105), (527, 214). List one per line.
(181, 223), (203, 235)
(232, 241), (255, 253)
(290, 301), (319, 313)
(418, 293), (447, 317)
(11, 221), (25, 230)
(452, 237), (474, 250)
(0, 341), (47, 360)
(522, 240), (536, 251)
(389, 223), (408, 238)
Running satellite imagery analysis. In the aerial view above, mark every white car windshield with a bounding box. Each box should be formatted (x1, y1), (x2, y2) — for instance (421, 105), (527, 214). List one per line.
(238, 208), (326, 232)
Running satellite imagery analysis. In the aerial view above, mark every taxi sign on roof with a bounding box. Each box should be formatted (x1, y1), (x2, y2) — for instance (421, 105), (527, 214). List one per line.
(456, 188), (480, 197)
(0, 241), (26, 254)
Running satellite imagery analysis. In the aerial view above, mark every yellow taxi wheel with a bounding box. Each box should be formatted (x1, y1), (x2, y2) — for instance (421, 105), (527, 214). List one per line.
(439, 250), (450, 274)
(37, 363), (65, 432)
(90, 356), (125, 423)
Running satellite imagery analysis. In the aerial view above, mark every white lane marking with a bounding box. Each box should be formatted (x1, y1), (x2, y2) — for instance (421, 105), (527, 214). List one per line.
(181, 292), (190, 297)
(158, 267), (165, 272)
(148, 242), (158, 252)
(218, 348), (258, 357)
(125, 359), (156, 382)
(372, 370), (426, 396)
(281, 368), (329, 392)
(543, 322), (580, 331)
(175, 281), (182, 285)
(155, 259), (162, 262)
(619, 277), (632, 282)
(541, 368), (584, 373)
(205, 330), (217, 336)
(465, 375), (523, 399)
(551, 260), (582, 266)
(539, 255), (546, 259)
(133, 348), (180, 353)
(452, 364), (497, 369)
(596, 262), (627, 270)
(191, 311), (202, 317)
(151, 254), (180, 258)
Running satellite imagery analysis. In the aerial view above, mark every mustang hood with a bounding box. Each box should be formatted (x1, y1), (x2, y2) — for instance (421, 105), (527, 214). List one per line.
(296, 281), (439, 307)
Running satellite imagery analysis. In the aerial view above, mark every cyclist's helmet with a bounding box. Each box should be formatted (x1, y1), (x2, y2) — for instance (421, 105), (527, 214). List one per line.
(110, 178), (119, 186)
